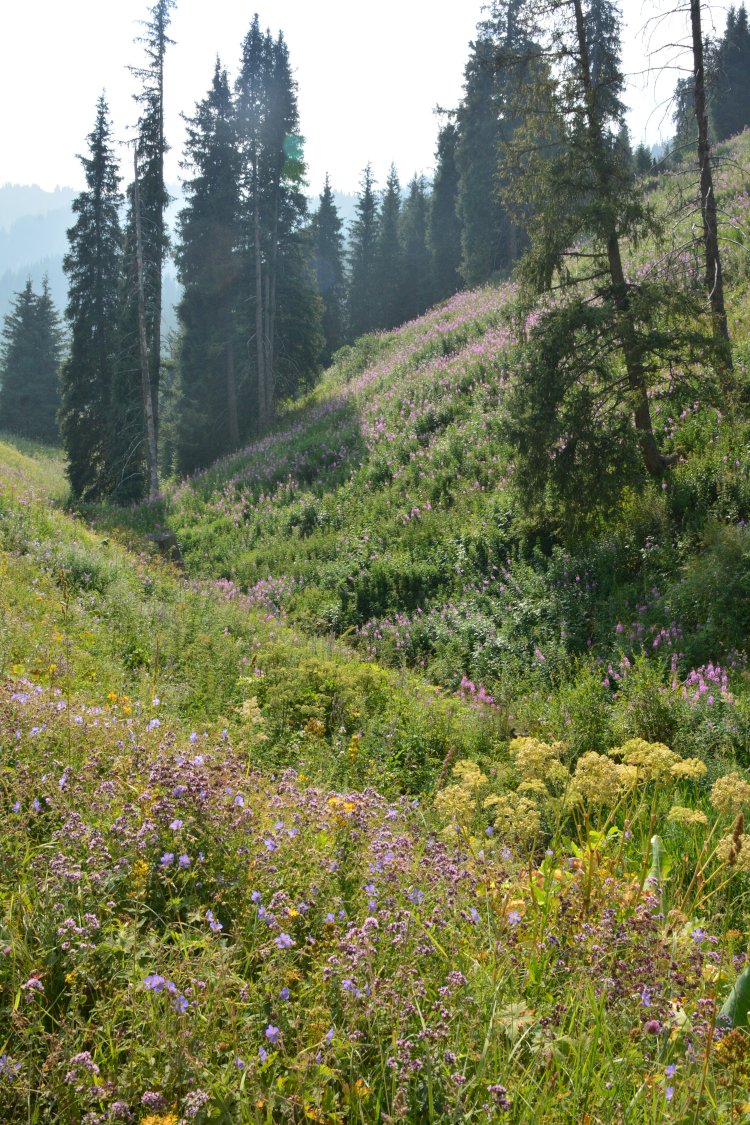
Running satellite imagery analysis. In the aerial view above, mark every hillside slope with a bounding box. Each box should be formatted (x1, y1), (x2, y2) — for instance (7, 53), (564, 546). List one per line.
(5, 427), (750, 1123)
(4, 135), (750, 1123)
(143, 132), (750, 762)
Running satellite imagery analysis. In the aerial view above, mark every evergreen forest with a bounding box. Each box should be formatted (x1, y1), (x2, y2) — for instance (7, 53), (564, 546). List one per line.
(4, 1), (750, 1121)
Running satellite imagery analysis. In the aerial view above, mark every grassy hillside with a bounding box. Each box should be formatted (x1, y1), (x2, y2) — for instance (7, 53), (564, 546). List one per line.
(123, 134), (750, 757)
(3, 135), (750, 1121)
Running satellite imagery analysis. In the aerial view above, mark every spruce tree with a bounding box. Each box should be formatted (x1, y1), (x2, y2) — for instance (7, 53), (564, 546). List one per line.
(273, 225), (325, 399)
(429, 122), (462, 302)
(347, 164), (380, 339)
(501, 0), (715, 518)
(713, 5), (750, 141)
(374, 164), (404, 330)
(60, 95), (123, 500)
(112, 0), (175, 501)
(0, 278), (62, 443)
(689, 0), (732, 365)
(455, 4), (530, 287)
(456, 35), (506, 286)
(311, 174), (346, 363)
(175, 60), (242, 474)
(399, 175), (433, 323)
(236, 16), (310, 431)
(130, 0), (175, 438)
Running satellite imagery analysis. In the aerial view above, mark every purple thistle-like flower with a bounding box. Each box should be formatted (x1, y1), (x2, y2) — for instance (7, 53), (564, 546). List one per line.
(141, 1092), (167, 1111)
(644, 1019), (662, 1034)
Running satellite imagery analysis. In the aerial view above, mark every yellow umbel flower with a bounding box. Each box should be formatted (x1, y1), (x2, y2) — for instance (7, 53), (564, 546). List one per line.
(510, 737), (569, 787)
(572, 752), (637, 805)
(667, 806), (709, 828)
(611, 738), (680, 781)
(710, 772), (750, 817)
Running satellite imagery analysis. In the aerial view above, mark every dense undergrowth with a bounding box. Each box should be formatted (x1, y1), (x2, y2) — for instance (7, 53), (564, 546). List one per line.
(3, 135), (750, 1121)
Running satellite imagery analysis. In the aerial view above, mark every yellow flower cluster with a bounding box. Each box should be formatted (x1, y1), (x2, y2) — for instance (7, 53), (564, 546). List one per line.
(509, 737), (568, 786)
(715, 832), (750, 870)
(484, 792), (542, 844)
(671, 758), (708, 781)
(710, 772), (750, 817)
(235, 694), (269, 747)
(433, 759), (488, 830)
(611, 738), (679, 781)
(571, 752), (637, 805)
(452, 759), (489, 792)
(434, 784), (475, 827)
(667, 806), (709, 828)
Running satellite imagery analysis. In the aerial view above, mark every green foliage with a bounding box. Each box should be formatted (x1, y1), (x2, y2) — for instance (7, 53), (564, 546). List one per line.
(711, 4), (750, 143)
(429, 122), (462, 301)
(347, 164), (380, 339)
(311, 175), (346, 363)
(60, 95), (123, 501)
(0, 278), (62, 444)
(174, 61), (242, 474)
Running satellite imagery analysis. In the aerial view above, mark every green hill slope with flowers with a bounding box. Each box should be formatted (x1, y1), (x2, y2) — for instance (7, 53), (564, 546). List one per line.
(3, 130), (750, 1121)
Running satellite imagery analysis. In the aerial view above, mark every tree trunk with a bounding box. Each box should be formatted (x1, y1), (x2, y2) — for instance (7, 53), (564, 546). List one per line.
(607, 234), (676, 474)
(152, 42), (165, 436)
(133, 148), (160, 502)
(264, 182), (280, 419)
(253, 163), (266, 430)
(572, 0), (673, 476)
(690, 0), (732, 371)
(226, 337), (239, 448)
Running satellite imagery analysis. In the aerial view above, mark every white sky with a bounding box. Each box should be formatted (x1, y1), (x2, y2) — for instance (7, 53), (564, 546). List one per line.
(0, 0), (736, 197)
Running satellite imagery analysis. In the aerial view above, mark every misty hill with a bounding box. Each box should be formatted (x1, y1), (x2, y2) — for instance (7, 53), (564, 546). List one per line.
(0, 182), (358, 328)
(0, 183), (77, 230)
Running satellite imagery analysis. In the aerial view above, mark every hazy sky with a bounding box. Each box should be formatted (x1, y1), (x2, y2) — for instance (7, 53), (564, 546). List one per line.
(0, 0), (736, 197)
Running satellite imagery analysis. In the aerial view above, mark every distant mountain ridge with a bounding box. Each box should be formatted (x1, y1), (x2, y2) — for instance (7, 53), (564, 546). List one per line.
(0, 183), (77, 231)
(0, 183), (359, 329)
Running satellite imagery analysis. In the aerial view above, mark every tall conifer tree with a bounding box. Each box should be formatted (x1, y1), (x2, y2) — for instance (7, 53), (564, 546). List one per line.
(112, 0), (174, 501)
(175, 60), (242, 473)
(500, 0), (712, 517)
(399, 175), (433, 323)
(713, 5), (750, 141)
(348, 164), (380, 339)
(0, 278), (62, 443)
(60, 95), (123, 500)
(130, 0), (174, 439)
(236, 16), (309, 431)
(429, 122), (462, 302)
(311, 175), (346, 363)
(374, 165), (404, 330)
